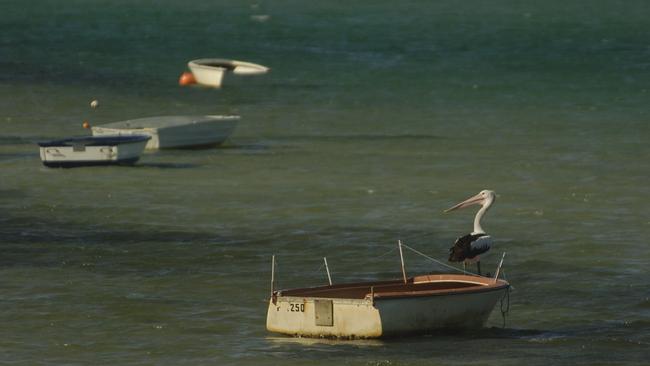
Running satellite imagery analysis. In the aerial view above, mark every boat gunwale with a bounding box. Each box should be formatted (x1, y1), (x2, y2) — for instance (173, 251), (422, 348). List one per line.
(275, 274), (509, 301)
(188, 59), (269, 72)
(370, 280), (509, 300)
(94, 115), (240, 129)
(38, 135), (151, 147)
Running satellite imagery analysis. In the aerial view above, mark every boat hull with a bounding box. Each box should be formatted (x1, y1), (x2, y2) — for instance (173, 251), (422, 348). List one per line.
(188, 59), (269, 87)
(188, 62), (225, 88)
(266, 275), (509, 338)
(375, 288), (504, 335)
(91, 115), (239, 150)
(38, 136), (150, 168)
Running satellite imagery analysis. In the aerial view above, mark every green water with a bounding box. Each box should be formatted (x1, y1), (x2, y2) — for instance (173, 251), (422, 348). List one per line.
(1, 1), (649, 365)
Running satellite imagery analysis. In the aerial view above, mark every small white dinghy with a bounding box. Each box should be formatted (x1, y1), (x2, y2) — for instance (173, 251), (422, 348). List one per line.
(38, 135), (150, 168)
(266, 243), (510, 339)
(267, 274), (510, 339)
(91, 115), (240, 150)
(187, 59), (269, 88)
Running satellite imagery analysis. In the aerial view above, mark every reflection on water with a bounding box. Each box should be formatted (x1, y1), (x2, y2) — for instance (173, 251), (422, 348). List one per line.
(265, 327), (564, 345)
(265, 336), (385, 347)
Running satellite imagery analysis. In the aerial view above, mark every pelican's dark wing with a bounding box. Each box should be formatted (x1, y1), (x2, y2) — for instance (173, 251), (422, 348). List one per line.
(469, 235), (491, 257)
(448, 233), (491, 262)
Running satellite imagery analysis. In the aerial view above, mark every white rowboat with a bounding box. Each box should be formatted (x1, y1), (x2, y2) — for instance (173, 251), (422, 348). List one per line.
(38, 135), (150, 168)
(267, 274), (510, 339)
(188, 59), (269, 88)
(91, 115), (239, 150)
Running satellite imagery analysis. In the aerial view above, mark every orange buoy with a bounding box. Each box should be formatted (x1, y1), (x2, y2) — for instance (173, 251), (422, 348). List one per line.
(82, 121), (90, 129)
(179, 72), (196, 86)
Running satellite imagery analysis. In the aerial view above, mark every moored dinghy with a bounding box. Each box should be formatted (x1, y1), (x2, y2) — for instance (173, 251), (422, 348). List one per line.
(187, 59), (269, 88)
(267, 274), (509, 338)
(266, 245), (510, 339)
(91, 115), (240, 150)
(38, 135), (150, 168)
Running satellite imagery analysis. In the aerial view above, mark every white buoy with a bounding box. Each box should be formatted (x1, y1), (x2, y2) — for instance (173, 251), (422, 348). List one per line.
(90, 99), (99, 109)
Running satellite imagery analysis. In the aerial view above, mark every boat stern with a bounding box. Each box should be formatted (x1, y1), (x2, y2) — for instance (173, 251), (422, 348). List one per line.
(266, 294), (383, 339)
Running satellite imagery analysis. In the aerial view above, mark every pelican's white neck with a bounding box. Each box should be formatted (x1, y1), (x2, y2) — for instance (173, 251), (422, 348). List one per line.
(472, 198), (494, 234)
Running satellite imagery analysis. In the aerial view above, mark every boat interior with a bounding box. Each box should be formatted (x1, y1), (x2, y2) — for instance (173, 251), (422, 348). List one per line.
(198, 61), (237, 70)
(279, 274), (498, 300)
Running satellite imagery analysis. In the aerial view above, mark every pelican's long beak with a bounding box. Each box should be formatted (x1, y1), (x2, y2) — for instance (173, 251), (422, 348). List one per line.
(444, 192), (484, 213)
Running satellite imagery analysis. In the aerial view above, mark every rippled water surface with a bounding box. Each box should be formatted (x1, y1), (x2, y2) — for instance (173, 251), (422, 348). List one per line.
(1, 1), (649, 365)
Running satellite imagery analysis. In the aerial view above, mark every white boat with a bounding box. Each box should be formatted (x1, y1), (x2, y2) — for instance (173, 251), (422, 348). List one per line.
(188, 59), (269, 88)
(267, 273), (510, 339)
(38, 135), (150, 168)
(91, 115), (240, 150)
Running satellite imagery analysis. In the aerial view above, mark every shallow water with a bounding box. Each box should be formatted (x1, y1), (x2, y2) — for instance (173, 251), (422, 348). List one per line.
(1, 1), (649, 365)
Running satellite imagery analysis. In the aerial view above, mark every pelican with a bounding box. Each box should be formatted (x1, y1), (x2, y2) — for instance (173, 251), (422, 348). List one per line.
(445, 190), (496, 275)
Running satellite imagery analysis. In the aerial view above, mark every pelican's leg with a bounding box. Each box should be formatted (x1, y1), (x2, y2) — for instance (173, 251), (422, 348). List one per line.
(477, 261), (482, 276)
(463, 262), (466, 272)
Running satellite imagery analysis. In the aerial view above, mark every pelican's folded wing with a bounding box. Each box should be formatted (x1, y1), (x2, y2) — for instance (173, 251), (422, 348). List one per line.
(469, 235), (492, 257)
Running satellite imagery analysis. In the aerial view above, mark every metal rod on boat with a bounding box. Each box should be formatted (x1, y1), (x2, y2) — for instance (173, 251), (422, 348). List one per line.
(398, 240), (407, 284)
(271, 255), (276, 295)
(324, 257), (332, 286)
(494, 252), (506, 283)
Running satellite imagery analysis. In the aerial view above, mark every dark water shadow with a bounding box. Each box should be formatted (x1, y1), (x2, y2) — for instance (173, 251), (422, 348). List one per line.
(219, 143), (273, 151)
(267, 134), (441, 142)
(0, 136), (42, 161)
(218, 135), (441, 154)
(134, 162), (200, 169)
(0, 152), (37, 161)
(0, 189), (27, 199)
(0, 136), (33, 145)
(0, 136), (75, 145)
(0, 219), (230, 270)
(0, 213), (449, 270)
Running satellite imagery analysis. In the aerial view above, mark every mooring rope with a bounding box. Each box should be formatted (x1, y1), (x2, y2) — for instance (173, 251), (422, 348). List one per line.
(400, 242), (477, 276)
(500, 286), (511, 328)
(500, 269), (515, 291)
(312, 262), (325, 276)
(374, 245), (399, 260)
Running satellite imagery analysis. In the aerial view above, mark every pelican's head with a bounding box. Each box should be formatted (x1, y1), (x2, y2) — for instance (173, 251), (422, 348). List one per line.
(444, 190), (496, 213)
